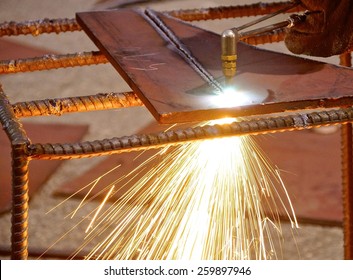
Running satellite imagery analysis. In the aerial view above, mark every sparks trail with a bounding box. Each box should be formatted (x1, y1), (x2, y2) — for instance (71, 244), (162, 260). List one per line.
(57, 118), (298, 260)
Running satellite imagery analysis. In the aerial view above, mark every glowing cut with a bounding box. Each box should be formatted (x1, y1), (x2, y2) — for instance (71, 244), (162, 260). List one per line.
(215, 87), (252, 107)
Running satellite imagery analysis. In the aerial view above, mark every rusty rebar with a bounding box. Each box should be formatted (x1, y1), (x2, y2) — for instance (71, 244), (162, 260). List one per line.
(0, 51), (108, 74)
(28, 107), (353, 160)
(12, 92), (143, 118)
(10, 145), (30, 260)
(341, 123), (353, 259)
(0, 18), (81, 37)
(0, 86), (30, 260)
(166, 1), (304, 22)
(340, 52), (353, 260)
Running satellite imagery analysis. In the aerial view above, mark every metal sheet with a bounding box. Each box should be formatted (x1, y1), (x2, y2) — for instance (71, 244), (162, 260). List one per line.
(77, 9), (353, 124)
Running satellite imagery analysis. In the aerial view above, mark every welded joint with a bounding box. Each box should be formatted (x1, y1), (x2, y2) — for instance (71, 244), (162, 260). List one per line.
(0, 86), (30, 145)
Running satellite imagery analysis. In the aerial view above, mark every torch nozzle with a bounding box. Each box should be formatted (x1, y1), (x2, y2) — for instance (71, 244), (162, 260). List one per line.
(221, 29), (239, 85)
(221, 13), (306, 84)
(221, 1), (305, 85)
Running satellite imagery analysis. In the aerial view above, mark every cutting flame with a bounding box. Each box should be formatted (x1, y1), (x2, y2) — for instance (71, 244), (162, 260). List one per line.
(65, 117), (298, 260)
(215, 87), (252, 107)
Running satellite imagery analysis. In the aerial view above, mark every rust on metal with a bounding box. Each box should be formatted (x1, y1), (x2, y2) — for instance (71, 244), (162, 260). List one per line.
(28, 106), (353, 160)
(77, 9), (353, 124)
(0, 85), (29, 144)
(0, 86), (30, 260)
(12, 92), (143, 118)
(0, 51), (108, 74)
(0, 18), (81, 37)
(340, 52), (353, 260)
(10, 144), (30, 260)
(341, 123), (353, 259)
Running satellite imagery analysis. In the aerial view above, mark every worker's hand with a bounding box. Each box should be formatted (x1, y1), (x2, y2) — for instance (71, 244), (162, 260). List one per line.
(285, 0), (353, 57)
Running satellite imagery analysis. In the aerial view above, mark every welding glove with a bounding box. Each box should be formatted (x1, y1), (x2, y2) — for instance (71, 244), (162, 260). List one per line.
(284, 0), (353, 57)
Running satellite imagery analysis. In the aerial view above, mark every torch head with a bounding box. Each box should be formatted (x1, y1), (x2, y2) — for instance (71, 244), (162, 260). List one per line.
(221, 29), (239, 84)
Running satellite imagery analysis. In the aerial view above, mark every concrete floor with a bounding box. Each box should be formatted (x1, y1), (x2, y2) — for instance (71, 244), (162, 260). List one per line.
(0, 0), (345, 259)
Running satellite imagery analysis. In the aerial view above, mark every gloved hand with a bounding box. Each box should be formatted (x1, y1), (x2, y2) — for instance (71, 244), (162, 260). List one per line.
(284, 0), (353, 57)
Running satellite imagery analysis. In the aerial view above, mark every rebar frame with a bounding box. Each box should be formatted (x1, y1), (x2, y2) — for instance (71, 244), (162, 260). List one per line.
(0, 1), (352, 260)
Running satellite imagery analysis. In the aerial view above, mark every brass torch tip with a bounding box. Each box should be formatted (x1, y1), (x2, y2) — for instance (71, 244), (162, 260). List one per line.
(221, 29), (238, 80)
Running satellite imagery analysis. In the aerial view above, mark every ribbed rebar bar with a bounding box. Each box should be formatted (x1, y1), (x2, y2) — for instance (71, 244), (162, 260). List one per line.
(10, 145), (30, 260)
(166, 1), (304, 22)
(0, 18), (81, 37)
(340, 52), (353, 260)
(28, 107), (353, 160)
(0, 51), (108, 74)
(0, 85), (30, 260)
(12, 92), (143, 118)
(341, 123), (353, 259)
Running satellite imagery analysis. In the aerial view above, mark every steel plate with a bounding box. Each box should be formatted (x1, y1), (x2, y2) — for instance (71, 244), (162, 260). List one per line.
(77, 9), (353, 124)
